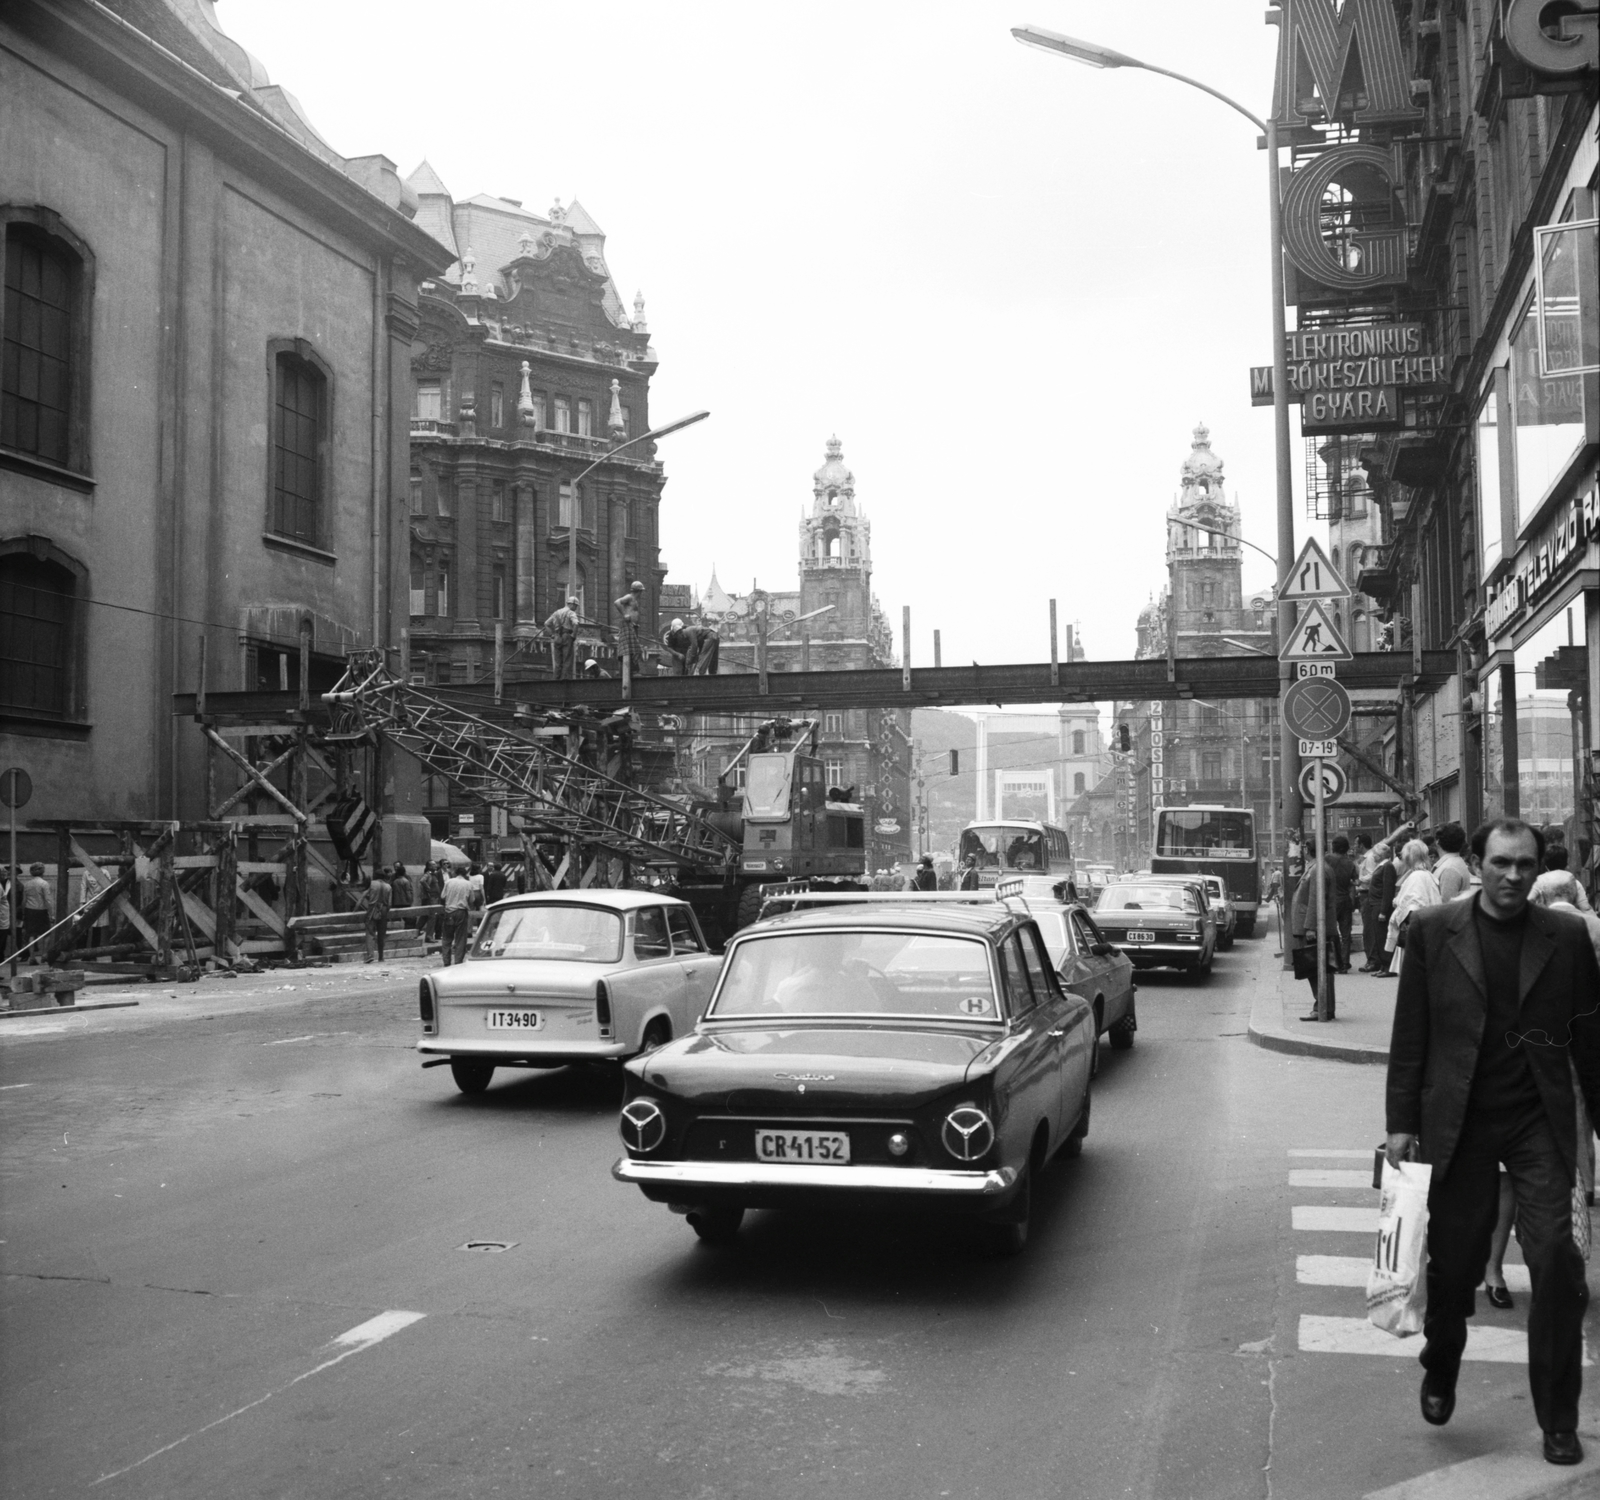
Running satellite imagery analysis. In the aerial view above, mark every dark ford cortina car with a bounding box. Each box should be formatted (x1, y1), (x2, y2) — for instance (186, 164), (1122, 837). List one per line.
(612, 902), (1094, 1254)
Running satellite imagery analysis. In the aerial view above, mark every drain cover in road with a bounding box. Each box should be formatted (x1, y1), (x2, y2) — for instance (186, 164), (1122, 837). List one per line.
(459, 1240), (519, 1253)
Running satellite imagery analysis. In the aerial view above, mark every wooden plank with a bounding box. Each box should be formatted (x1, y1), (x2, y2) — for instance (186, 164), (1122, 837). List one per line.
(178, 890), (218, 941)
(235, 881), (286, 936)
(113, 894), (161, 952)
(173, 855), (219, 870)
(212, 723), (305, 739)
(236, 863), (287, 875)
(239, 939), (287, 954)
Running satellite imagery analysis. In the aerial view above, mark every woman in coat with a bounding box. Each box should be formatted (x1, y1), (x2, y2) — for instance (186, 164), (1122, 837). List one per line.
(1376, 838), (1440, 976)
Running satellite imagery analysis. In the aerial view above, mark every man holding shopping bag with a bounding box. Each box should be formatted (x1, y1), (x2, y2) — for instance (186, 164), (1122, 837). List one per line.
(1385, 819), (1600, 1466)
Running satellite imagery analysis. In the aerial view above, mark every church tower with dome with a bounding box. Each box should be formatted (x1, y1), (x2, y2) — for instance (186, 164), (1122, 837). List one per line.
(1122, 426), (1277, 867)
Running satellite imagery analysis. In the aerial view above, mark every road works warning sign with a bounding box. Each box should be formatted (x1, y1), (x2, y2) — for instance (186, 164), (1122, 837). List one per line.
(1280, 600), (1352, 662)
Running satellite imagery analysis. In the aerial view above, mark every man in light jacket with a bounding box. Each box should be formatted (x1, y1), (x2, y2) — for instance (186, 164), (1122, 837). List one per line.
(1434, 822), (1474, 902)
(1290, 843), (1340, 1021)
(1385, 819), (1600, 1466)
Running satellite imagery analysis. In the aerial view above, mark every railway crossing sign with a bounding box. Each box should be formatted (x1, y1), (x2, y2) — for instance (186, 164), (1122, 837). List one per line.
(1282, 675), (1352, 742)
(1280, 599), (1352, 662)
(1279, 538), (1351, 601)
(1298, 758), (1347, 806)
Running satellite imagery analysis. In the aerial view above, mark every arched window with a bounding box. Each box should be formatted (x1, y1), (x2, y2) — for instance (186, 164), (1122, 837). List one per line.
(266, 338), (333, 551)
(1, 209), (94, 477)
(1073, 772), (1086, 795)
(0, 541), (85, 722)
(1072, 730), (1085, 755)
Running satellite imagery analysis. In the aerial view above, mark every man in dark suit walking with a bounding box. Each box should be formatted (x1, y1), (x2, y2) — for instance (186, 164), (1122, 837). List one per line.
(1385, 819), (1600, 1466)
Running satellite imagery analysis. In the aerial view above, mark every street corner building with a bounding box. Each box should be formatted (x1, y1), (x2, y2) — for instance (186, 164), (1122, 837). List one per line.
(1252, 1), (1597, 850)
(401, 168), (667, 691)
(0, 0), (453, 848)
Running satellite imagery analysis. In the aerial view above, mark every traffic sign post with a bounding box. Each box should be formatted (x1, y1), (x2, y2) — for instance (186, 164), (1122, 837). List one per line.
(1313, 752), (1330, 1021)
(1298, 758), (1347, 806)
(1279, 538), (1352, 603)
(1283, 676), (1352, 742)
(2, 767), (30, 978)
(1280, 599), (1353, 663)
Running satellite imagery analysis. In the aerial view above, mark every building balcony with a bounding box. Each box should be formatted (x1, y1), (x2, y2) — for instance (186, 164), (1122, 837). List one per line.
(410, 417), (458, 438)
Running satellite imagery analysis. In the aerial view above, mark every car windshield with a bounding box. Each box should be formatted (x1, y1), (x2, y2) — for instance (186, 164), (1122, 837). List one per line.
(470, 904), (623, 962)
(709, 930), (999, 1021)
(1098, 885), (1194, 913)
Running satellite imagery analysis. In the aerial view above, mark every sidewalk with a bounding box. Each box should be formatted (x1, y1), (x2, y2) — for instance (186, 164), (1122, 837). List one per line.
(1246, 904), (1396, 1065)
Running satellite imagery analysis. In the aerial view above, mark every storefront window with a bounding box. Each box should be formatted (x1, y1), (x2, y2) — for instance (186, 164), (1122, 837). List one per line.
(1535, 218), (1599, 377)
(1513, 610), (1587, 845)
(1475, 384), (1503, 577)
(1511, 297), (1588, 527)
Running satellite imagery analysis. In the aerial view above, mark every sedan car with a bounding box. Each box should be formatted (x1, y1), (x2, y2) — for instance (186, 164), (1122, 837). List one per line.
(1199, 875), (1238, 949)
(1093, 880), (1217, 977)
(612, 903), (1094, 1254)
(419, 890), (722, 1093)
(1024, 901), (1137, 1069)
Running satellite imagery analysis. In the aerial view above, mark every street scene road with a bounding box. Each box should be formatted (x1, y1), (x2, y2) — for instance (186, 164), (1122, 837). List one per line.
(4, 931), (1589, 1500)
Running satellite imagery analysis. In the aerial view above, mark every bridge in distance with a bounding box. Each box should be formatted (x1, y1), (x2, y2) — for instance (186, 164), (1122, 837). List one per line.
(177, 650), (1454, 723)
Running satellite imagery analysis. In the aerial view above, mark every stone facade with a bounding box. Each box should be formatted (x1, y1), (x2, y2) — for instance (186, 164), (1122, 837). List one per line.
(0, 0), (449, 851)
(403, 169), (666, 688)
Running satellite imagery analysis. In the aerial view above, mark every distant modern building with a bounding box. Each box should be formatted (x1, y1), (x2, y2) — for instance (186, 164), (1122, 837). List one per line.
(0, 0), (450, 855)
(403, 167), (667, 689)
(681, 438), (910, 868)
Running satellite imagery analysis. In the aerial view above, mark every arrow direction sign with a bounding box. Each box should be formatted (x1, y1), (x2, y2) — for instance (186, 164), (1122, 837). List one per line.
(1279, 538), (1351, 602)
(1280, 599), (1353, 662)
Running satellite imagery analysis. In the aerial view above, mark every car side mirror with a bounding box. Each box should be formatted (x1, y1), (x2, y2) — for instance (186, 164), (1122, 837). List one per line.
(1092, 942), (1115, 957)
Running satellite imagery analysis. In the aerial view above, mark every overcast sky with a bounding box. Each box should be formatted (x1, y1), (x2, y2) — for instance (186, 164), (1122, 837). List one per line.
(225, 0), (1303, 670)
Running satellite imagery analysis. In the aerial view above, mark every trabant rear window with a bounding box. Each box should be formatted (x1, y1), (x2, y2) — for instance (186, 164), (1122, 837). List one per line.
(1097, 885), (1195, 913)
(709, 930), (999, 1021)
(470, 904), (623, 962)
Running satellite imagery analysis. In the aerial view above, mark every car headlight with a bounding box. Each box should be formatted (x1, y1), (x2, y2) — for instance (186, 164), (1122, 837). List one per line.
(941, 1104), (994, 1162)
(619, 1098), (666, 1154)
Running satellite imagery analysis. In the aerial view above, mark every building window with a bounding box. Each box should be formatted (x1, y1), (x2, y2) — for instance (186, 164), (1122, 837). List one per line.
(2, 225), (81, 468)
(577, 398), (592, 437)
(493, 566), (505, 620)
(824, 711), (844, 736)
(0, 548), (79, 719)
(528, 392), (544, 430)
(1202, 751), (1222, 782)
(1476, 379), (1505, 577)
(271, 351), (326, 545)
(620, 404), (631, 437)
(409, 552), (425, 617)
(626, 498), (638, 538)
(824, 759), (845, 786)
(437, 556), (450, 617)
(554, 397), (571, 433)
(436, 479), (452, 519)
(558, 482), (575, 528)
(490, 382), (504, 428)
(415, 380), (442, 422)
(1073, 772), (1086, 795)
(409, 469), (423, 515)
(1072, 730), (1085, 755)
(491, 481), (506, 523)
(555, 563), (585, 616)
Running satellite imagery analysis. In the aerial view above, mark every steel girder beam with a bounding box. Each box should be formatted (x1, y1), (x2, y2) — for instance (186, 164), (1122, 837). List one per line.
(182, 650), (1453, 722)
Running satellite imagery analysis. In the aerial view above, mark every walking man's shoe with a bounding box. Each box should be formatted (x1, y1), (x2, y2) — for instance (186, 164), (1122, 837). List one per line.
(1543, 1430), (1583, 1465)
(1419, 1371), (1455, 1426)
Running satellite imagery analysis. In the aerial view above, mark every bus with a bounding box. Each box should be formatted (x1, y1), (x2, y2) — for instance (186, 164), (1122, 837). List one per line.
(1150, 805), (1261, 938)
(958, 820), (1073, 890)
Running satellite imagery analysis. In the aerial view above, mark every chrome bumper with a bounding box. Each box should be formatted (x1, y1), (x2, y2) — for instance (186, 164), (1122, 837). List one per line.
(417, 1039), (628, 1060)
(612, 1157), (1017, 1197)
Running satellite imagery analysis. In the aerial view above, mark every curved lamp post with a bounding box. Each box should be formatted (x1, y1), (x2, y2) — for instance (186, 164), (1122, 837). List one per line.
(1009, 23), (1302, 845)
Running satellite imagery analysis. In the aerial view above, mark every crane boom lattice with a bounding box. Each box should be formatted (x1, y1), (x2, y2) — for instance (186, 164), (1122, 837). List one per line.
(324, 655), (735, 871)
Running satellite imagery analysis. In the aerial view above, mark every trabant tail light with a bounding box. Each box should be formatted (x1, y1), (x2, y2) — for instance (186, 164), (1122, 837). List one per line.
(596, 979), (613, 1036)
(620, 1098), (665, 1153)
(941, 1104), (994, 1162)
(419, 978), (436, 1032)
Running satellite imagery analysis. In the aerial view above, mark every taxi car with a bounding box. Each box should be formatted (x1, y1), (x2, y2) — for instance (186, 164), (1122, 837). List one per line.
(1024, 901), (1137, 1068)
(418, 890), (722, 1093)
(612, 902), (1094, 1254)
(1093, 879), (1217, 977)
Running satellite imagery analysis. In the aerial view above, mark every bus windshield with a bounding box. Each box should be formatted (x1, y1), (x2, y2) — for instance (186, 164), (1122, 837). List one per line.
(1157, 809), (1254, 858)
(960, 824), (1045, 871)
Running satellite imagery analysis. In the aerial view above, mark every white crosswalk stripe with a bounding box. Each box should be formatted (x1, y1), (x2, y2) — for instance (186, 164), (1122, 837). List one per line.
(1297, 1254), (1531, 1294)
(1298, 1316), (1530, 1362)
(1290, 1168), (1373, 1188)
(1287, 1148), (1373, 1159)
(1293, 1204), (1379, 1233)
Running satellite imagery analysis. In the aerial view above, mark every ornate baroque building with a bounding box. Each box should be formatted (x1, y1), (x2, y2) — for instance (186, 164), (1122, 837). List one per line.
(1120, 427), (1279, 863)
(681, 438), (910, 868)
(404, 167), (668, 689)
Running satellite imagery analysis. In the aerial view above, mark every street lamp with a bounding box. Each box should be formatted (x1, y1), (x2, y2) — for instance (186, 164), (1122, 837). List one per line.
(563, 409), (710, 642)
(1010, 23), (1301, 841)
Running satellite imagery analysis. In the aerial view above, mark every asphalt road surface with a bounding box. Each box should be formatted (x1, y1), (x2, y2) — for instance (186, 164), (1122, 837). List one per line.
(3, 945), (1595, 1499)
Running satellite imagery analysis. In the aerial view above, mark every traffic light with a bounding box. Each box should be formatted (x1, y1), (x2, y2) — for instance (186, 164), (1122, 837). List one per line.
(950, 749), (960, 776)
(1117, 723), (1131, 752)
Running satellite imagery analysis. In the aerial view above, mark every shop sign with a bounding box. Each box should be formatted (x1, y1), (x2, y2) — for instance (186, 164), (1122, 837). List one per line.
(1485, 484), (1600, 640)
(874, 819), (900, 835)
(1502, 0), (1599, 80)
(1301, 386), (1402, 432)
(1250, 322), (1444, 413)
(1270, 1), (1425, 133)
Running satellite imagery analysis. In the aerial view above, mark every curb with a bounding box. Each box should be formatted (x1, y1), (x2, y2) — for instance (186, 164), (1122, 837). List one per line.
(1246, 1014), (1388, 1065)
(0, 999), (140, 1020)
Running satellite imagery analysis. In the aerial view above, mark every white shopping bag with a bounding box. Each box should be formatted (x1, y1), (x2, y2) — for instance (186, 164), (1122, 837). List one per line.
(1367, 1158), (1433, 1337)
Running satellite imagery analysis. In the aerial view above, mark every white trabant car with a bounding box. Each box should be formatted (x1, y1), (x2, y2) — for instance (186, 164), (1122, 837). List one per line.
(418, 890), (723, 1094)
